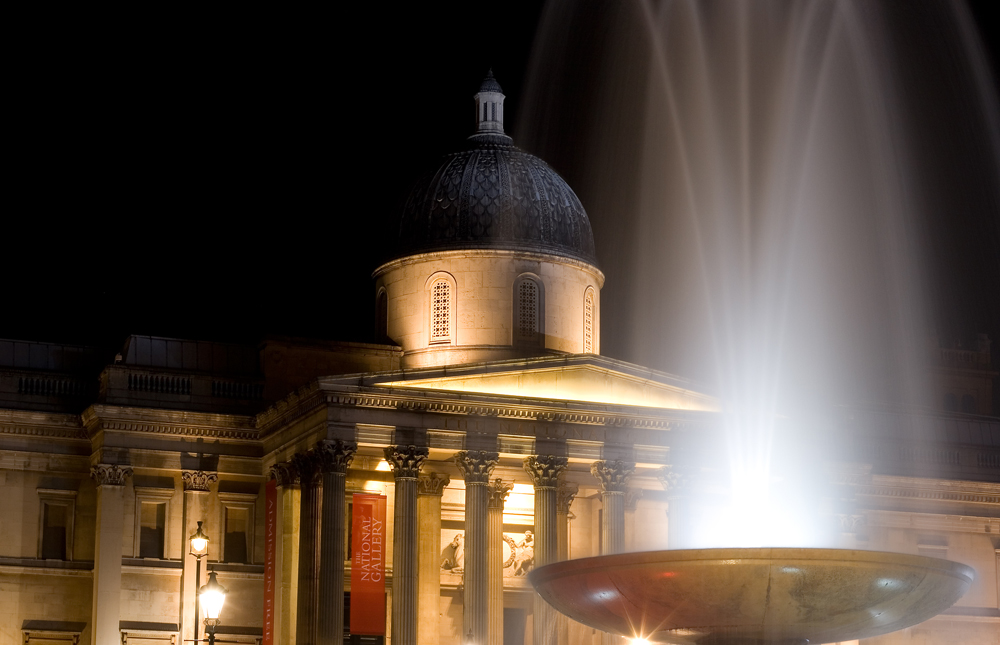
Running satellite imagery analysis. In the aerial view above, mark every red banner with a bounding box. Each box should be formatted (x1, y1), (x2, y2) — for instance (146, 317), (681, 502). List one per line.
(351, 493), (387, 635)
(262, 479), (277, 645)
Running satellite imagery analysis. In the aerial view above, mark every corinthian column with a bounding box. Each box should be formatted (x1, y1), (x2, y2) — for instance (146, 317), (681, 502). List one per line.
(417, 473), (450, 645)
(454, 451), (499, 645)
(90, 463), (133, 645)
(487, 478), (513, 645)
(591, 461), (635, 556)
(316, 440), (356, 645)
(658, 466), (689, 550)
(270, 462), (300, 645)
(523, 455), (567, 645)
(555, 482), (577, 645)
(592, 461), (635, 645)
(293, 451), (322, 644)
(384, 445), (428, 645)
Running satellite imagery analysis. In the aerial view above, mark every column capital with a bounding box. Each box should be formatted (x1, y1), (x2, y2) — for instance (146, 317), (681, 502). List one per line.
(625, 487), (644, 511)
(454, 450), (500, 484)
(181, 470), (218, 492)
(292, 451), (322, 486)
(316, 440), (357, 475)
(487, 478), (513, 509)
(657, 465), (687, 497)
(523, 455), (567, 489)
(556, 481), (579, 514)
(269, 461), (299, 487)
(417, 473), (451, 497)
(90, 464), (133, 486)
(384, 445), (428, 480)
(591, 460), (635, 493)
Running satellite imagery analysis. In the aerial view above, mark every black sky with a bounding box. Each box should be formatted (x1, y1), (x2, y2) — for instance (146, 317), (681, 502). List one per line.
(5, 2), (999, 377)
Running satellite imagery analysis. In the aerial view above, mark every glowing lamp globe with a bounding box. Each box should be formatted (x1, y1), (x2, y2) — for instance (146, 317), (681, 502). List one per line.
(189, 521), (210, 559)
(198, 571), (228, 620)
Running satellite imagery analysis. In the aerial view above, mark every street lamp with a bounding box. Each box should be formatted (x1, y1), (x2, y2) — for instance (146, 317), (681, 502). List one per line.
(198, 570), (228, 645)
(189, 521), (210, 642)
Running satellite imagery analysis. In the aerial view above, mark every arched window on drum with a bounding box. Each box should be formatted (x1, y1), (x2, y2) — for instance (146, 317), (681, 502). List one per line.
(584, 287), (596, 353)
(429, 277), (454, 345)
(514, 275), (543, 348)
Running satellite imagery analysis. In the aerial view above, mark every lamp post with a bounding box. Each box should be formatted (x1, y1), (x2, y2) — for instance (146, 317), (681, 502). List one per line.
(198, 570), (228, 645)
(189, 521), (210, 643)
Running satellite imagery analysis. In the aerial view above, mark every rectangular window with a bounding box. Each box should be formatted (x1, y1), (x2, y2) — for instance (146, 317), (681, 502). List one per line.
(139, 502), (166, 558)
(37, 488), (76, 561)
(224, 507), (249, 564)
(41, 503), (68, 560)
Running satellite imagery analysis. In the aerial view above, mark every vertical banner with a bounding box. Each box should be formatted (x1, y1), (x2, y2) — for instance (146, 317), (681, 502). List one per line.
(262, 478), (277, 645)
(351, 493), (387, 635)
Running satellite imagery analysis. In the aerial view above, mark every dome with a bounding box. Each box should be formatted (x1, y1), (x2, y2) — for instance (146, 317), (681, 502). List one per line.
(395, 75), (598, 266)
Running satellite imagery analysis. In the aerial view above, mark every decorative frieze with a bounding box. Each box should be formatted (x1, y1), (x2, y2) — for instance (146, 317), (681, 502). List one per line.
(418, 473), (451, 497)
(315, 440), (357, 475)
(523, 455), (567, 489)
(591, 460), (635, 493)
(384, 445), (428, 480)
(454, 451), (500, 484)
(181, 470), (218, 492)
(90, 464), (133, 486)
(488, 478), (514, 509)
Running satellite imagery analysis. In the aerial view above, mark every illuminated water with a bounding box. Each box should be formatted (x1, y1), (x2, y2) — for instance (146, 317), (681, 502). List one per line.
(519, 0), (1000, 548)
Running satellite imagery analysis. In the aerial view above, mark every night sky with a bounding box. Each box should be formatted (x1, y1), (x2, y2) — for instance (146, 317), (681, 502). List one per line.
(5, 2), (999, 384)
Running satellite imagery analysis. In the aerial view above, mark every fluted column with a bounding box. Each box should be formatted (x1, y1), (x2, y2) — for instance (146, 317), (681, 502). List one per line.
(592, 461), (634, 645)
(624, 488), (643, 551)
(294, 451), (322, 644)
(90, 464), (133, 645)
(524, 455), (567, 645)
(316, 441), (357, 645)
(555, 482), (578, 562)
(454, 451), (500, 645)
(417, 473), (450, 645)
(555, 481), (578, 645)
(385, 445), (428, 645)
(487, 478), (513, 645)
(591, 461), (635, 555)
(180, 470), (218, 644)
(270, 462), (300, 645)
(658, 466), (688, 549)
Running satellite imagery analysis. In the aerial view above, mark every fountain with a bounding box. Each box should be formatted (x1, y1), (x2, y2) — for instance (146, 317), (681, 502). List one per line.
(519, 0), (995, 642)
(530, 548), (974, 644)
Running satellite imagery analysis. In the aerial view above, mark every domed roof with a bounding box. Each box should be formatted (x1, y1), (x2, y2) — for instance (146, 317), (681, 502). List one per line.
(395, 75), (598, 266)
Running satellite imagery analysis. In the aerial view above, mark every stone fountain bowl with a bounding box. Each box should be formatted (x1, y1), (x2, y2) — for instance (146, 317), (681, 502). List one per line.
(528, 548), (974, 645)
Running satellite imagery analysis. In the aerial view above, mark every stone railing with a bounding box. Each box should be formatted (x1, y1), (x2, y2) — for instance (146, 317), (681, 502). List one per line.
(99, 365), (266, 413)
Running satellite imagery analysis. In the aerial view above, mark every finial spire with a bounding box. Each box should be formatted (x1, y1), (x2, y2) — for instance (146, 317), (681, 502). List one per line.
(474, 69), (505, 135)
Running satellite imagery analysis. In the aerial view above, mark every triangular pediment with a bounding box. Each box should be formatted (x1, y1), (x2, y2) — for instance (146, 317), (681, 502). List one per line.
(354, 355), (717, 411)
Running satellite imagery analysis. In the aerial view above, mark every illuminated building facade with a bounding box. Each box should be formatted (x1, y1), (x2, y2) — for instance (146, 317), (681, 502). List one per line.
(1, 75), (998, 645)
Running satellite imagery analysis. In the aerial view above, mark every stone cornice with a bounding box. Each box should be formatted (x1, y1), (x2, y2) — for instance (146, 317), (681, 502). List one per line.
(859, 475), (1000, 507)
(82, 404), (257, 441)
(317, 386), (686, 431)
(0, 409), (87, 440)
(254, 382), (325, 435)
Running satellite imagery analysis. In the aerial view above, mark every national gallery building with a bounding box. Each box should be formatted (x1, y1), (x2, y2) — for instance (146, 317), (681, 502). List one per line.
(1, 76), (998, 645)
